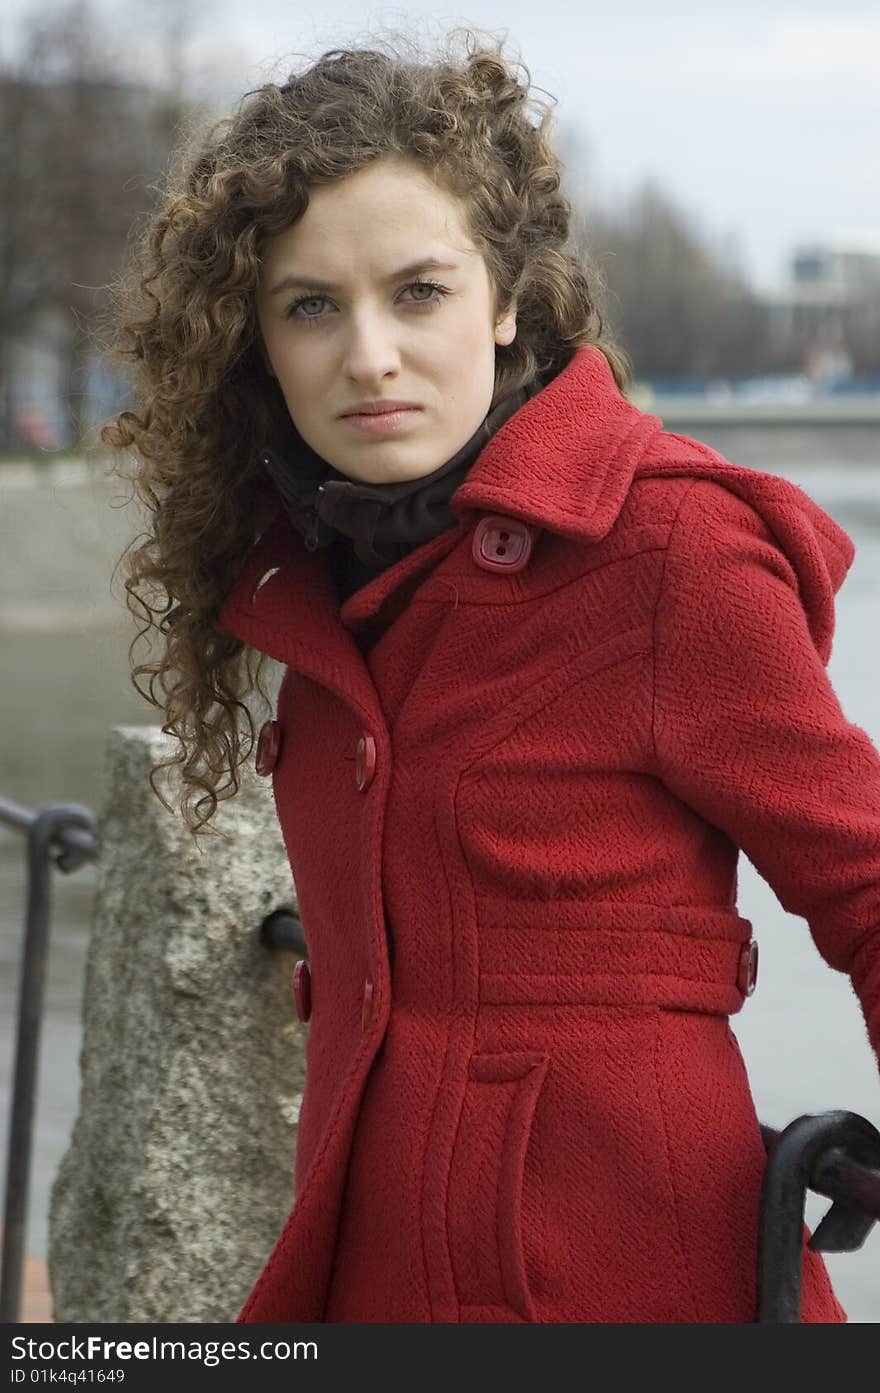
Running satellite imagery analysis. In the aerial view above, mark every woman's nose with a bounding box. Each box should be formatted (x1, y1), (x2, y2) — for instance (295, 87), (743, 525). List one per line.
(341, 308), (402, 383)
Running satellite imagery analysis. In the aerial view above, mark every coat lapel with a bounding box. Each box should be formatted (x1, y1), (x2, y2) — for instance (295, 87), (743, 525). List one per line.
(217, 507), (381, 722)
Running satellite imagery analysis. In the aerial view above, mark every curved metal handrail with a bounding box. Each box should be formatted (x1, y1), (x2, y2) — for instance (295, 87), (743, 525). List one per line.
(758, 1111), (880, 1321)
(0, 797), (99, 1324)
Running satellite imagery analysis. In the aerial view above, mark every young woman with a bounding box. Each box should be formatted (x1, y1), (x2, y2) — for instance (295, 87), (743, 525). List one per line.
(102, 33), (879, 1323)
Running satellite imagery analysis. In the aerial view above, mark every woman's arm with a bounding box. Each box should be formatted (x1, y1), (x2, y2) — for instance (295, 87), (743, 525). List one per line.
(650, 478), (880, 1063)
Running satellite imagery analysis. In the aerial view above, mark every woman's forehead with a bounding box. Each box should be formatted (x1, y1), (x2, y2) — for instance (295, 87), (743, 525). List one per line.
(265, 159), (476, 252)
(258, 165), (481, 285)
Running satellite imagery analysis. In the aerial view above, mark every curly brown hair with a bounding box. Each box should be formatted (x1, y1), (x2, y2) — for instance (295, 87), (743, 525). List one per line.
(100, 26), (629, 837)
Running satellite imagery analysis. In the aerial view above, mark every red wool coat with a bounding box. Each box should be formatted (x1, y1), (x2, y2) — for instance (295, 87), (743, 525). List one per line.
(218, 345), (880, 1323)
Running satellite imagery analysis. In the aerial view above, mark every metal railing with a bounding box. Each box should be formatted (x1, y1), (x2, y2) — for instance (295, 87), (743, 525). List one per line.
(758, 1111), (880, 1321)
(0, 796), (98, 1324)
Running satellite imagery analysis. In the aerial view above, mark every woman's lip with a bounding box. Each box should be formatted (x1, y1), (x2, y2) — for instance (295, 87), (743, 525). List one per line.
(340, 407), (423, 434)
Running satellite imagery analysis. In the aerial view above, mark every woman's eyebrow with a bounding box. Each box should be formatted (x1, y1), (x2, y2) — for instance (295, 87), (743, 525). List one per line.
(269, 258), (461, 296)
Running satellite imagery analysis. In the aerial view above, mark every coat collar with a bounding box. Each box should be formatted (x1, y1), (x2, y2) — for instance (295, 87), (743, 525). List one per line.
(448, 344), (663, 539)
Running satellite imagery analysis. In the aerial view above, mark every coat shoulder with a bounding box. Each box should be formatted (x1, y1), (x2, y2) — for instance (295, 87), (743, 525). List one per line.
(615, 473), (703, 535)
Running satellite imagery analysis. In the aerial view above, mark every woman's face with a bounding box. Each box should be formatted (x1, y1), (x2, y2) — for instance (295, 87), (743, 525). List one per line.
(255, 157), (517, 485)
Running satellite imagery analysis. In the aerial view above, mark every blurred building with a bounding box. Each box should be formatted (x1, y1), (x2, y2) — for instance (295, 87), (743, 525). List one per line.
(764, 239), (880, 385)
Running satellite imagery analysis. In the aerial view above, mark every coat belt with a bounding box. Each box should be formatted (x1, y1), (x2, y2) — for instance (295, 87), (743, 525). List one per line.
(472, 899), (755, 1016)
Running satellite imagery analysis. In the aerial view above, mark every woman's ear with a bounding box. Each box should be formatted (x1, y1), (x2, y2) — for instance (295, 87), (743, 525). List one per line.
(494, 305), (517, 346)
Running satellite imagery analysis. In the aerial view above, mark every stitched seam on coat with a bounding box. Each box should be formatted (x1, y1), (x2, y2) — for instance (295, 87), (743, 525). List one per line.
(648, 479), (705, 771)
(458, 633), (654, 781)
(652, 1018), (700, 1320)
(477, 918), (746, 937)
(414, 765), (480, 1322)
(410, 544), (669, 608)
(482, 965), (731, 980)
(448, 766), (482, 1321)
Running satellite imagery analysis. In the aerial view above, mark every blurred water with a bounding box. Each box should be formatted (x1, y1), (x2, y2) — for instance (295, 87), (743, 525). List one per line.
(1, 429), (879, 1321)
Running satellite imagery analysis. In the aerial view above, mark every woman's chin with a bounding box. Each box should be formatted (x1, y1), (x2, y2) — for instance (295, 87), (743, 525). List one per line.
(330, 446), (444, 487)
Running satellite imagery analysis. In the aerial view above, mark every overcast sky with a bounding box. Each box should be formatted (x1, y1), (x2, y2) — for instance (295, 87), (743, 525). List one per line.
(7, 0), (879, 290)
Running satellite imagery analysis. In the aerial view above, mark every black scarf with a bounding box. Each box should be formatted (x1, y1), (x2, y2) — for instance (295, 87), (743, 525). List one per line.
(260, 375), (547, 599)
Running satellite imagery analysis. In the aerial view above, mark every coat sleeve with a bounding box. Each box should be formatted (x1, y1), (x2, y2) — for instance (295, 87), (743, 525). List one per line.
(650, 478), (880, 1064)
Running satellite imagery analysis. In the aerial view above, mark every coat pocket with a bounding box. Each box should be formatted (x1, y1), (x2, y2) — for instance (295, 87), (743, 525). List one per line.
(447, 1051), (550, 1320)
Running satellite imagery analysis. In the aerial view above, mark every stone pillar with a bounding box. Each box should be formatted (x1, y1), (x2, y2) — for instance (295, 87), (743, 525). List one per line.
(48, 726), (305, 1322)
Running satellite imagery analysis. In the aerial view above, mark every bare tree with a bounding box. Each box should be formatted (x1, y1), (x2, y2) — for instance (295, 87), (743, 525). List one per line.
(574, 178), (770, 382)
(0, 0), (203, 450)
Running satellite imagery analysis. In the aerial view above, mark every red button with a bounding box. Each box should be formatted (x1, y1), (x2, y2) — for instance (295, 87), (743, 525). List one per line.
(293, 959), (312, 1022)
(737, 939), (759, 997)
(255, 719), (282, 776)
(361, 978), (374, 1032)
(355, 734), (377, 791)
(472, 515), (534, 573)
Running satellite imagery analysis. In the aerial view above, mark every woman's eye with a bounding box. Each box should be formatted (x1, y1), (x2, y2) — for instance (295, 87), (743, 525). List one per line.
(403, 280), (448, 305)
(286, 295), (326, 320)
